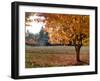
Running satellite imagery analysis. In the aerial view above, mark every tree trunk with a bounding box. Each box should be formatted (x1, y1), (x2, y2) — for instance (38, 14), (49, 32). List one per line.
(75, 45), (81, 62)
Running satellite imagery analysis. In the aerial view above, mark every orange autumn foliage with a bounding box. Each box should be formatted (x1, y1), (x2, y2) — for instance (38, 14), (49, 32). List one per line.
(42, 14), (89, 46)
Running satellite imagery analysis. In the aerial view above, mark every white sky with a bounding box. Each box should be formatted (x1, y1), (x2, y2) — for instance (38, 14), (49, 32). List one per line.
(25, 15), (45, 34)
(26, 22), (44, 34)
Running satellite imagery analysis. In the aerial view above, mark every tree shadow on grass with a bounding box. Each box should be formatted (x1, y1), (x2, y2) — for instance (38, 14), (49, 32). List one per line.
(74, 60), (89, 66)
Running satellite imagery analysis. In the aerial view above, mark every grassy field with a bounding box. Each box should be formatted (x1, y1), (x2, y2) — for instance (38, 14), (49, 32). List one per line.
(25, 46), (89, 68)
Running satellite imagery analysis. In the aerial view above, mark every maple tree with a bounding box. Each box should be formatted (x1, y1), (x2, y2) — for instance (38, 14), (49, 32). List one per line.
(25, 13), (89, 62)
(42, 13), (89, 62)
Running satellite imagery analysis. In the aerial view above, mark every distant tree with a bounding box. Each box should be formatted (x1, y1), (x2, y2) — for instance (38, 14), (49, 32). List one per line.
(38, 27), (49, 45)
(39, 27), (44, 39)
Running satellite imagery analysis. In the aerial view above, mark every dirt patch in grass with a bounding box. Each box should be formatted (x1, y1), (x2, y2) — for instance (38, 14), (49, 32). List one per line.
(25, 46), (89, 68)
(25, 53), (89, 68)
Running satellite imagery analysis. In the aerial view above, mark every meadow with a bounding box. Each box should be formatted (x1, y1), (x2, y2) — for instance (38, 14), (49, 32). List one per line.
(25, 46), (89, 68)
